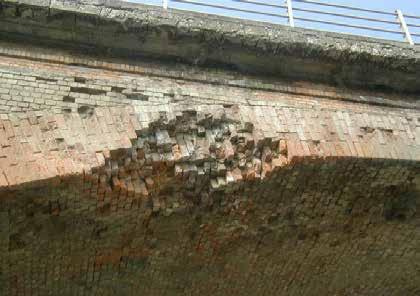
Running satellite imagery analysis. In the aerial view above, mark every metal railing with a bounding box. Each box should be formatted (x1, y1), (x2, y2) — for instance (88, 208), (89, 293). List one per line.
(128, 0), (420, 45)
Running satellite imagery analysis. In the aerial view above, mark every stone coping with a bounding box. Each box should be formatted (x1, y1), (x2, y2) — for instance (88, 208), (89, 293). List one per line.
(0, 0), (419, 94)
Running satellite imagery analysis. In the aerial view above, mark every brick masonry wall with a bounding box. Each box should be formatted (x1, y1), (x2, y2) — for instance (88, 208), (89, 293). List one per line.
(0, 46), (419, 295)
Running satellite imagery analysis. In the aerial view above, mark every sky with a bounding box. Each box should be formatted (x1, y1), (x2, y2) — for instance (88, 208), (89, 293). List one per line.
(126, 0), (420, 44)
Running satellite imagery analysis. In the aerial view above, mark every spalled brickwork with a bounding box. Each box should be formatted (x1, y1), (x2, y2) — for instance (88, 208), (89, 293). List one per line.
(0, 40), (419, 296)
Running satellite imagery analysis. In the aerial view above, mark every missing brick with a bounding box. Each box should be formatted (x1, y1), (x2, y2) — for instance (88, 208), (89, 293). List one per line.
(68, 63), (85, 67)
(9, 233), (26, 251)
(35, 76), (58, 82)
(125, 93), (149, 101)
(384, 186), (417, 221)
(166, 90), (176, 98)
(74, 77), (87, 83)
(15, 6), (21, 17)
(111, 86), (126, 93)
(379, 128), (394, 135)
(63, 96), (75, 103)
(70, 87), (106, 96)
(360, 126), (375, 134)
(77, 105), (94, 119)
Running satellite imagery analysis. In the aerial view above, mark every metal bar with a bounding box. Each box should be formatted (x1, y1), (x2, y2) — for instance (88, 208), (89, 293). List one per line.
(293, 6), (399, 25)
(404, 14), (420, 20)
(396, 10), (414, 45)
(293, 0), (395, 16)
(172, 0), (288, 18)
(163, 0), (168, 9)
(295, 16), (402, 34)
(407, 22), (420, 28)
(286, 0), (294, 27)
(232, 0), (286, 9)
(411, 32), (420, 37)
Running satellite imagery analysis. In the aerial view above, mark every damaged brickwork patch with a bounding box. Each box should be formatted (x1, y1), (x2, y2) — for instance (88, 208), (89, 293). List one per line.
(0, 101), (419, 295)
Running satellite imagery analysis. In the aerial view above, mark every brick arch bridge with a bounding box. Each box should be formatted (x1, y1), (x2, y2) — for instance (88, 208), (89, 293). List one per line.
(0, 1), (419, 295)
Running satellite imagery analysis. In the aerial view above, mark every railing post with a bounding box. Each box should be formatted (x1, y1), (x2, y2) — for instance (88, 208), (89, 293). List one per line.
(163, 0), (168, 10)
(285, 0), (295, 27)
(396, 9), (414, 45)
